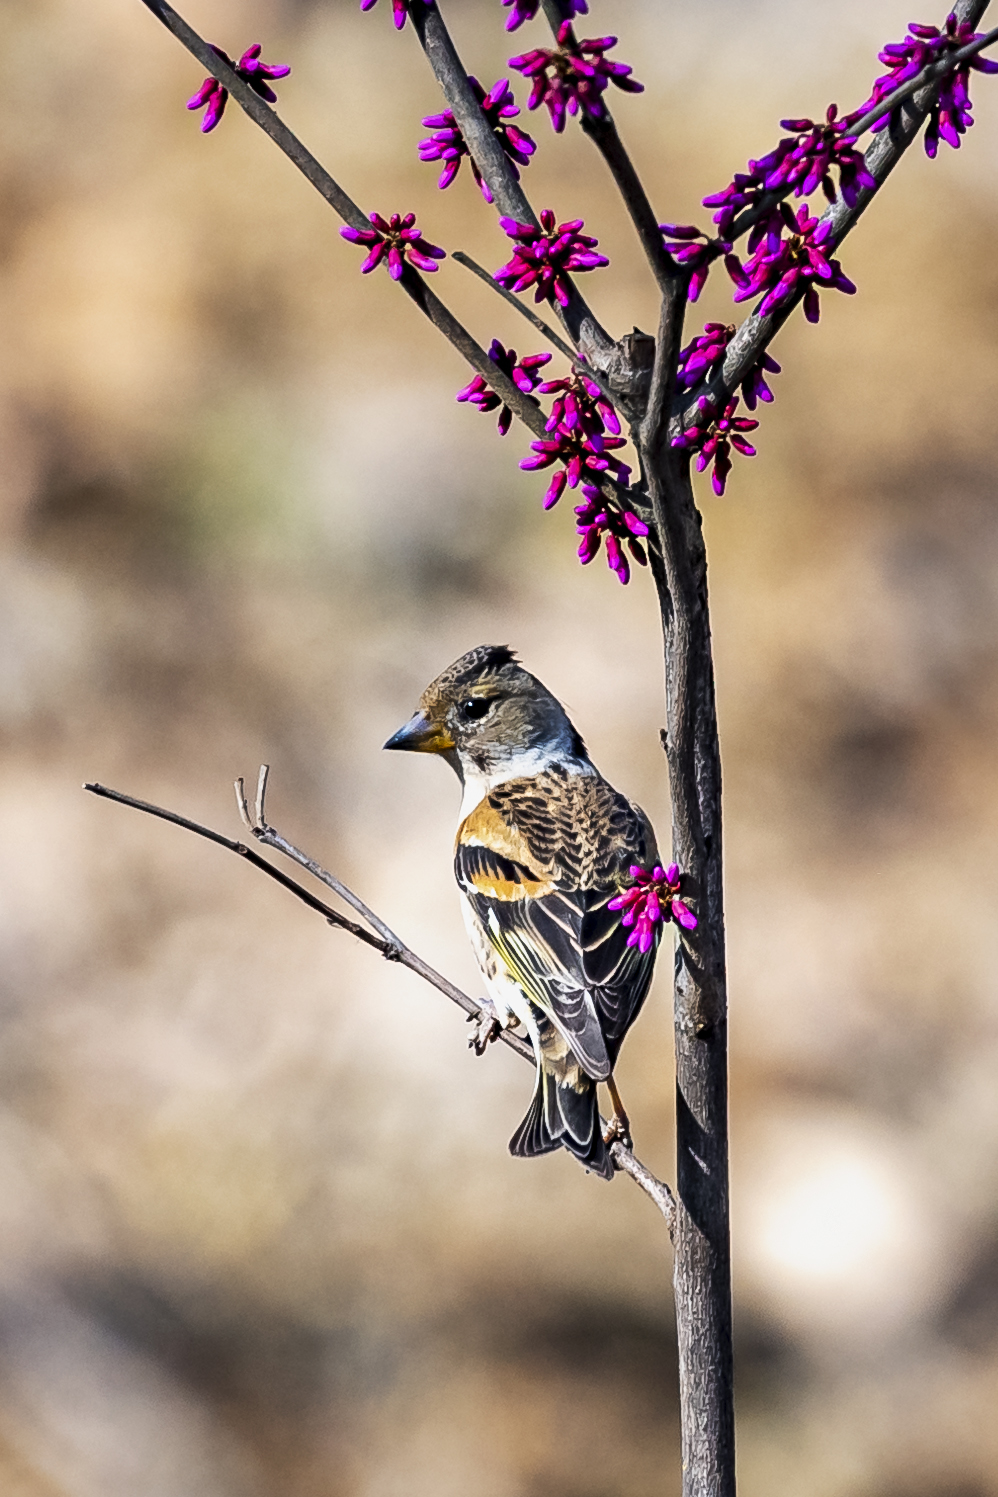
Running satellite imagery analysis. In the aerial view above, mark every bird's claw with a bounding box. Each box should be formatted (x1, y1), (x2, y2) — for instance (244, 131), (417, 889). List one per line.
(602, 1114), (633, 1151)
(467, 1010), (502, 1056)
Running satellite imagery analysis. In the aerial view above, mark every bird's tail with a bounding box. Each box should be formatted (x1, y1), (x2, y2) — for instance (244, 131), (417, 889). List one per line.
(508, 1068), (613, 1181)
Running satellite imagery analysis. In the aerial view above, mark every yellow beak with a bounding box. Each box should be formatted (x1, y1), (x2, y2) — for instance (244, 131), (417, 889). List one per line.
(383, 710), (455, 754)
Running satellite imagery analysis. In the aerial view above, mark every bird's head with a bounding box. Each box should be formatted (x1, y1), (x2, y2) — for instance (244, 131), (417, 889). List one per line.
(384, 645), (586, 783)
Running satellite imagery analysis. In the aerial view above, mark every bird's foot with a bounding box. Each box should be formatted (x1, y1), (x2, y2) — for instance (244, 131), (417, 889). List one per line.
(602, 1113), (633, 1151)
(467, 1009), (502, 1056)
(603, 1075), (632, 1151)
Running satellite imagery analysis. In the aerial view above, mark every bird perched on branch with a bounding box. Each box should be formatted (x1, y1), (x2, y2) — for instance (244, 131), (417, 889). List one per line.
(384, 645), (661, 1179)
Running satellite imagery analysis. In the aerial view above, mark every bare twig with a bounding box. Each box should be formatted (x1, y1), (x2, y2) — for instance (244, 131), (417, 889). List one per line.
(408, 2), (615, 357)
(539, 0), (676, 291)
(451, 252), (619, 414)
(452, 251), (579, 363)
(84, 777), (675, 1224)
(86, 780), (386, 954)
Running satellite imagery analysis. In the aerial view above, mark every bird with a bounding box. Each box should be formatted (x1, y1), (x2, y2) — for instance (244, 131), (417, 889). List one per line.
(384, 644), (661, 1179)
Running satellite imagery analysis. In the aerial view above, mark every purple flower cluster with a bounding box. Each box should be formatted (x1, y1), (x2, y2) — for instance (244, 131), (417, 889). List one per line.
(359, 0), (432, 30)
(608, 863), (697, 954)
(702, 106), (874, 234)
(761, 106), (876, 205)
(187, 43), (290, 133)
(726, 202), (856, 324)
(537, 368), (620, 442)
(419, 78), (536, 201)
(456, 340), (551, 435)
(676, 323), (781, 410)
(509, 23), (643, 133)
(658, 224), (729, 302)
(520, 427), (631, 511)
(494, 208), (608, 307)
(502, 0), (588, 35)
(859, 13), (998, 157)
(574, 486), (648, 585)
(671, 396), (758, 497)
(340, 212), (446, 278)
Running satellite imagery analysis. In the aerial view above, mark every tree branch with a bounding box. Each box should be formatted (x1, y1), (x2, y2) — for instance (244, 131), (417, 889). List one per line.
(695, 15), (998, 270)
(674, 0), (992, 434)
(452, 251), (582, 364)
(848, 20), (998, 139)
(135, 0), (547, 440)
(539, 0), (677, 292)
(409, 2), (615, 356)
(84, 777), (675, 1227)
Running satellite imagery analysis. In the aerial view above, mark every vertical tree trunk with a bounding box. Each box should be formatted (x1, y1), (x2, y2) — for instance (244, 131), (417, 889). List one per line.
(645, 443), (735, 1497)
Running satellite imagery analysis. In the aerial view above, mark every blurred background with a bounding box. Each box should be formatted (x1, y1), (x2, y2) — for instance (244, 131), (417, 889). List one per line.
(1, 0), (997, 1491)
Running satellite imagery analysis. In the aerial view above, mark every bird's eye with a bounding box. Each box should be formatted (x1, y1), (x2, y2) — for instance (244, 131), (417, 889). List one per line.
(461, 697), (494, 721)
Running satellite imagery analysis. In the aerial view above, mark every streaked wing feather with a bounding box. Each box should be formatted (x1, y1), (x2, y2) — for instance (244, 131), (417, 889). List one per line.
(457, 767), (660, 1076)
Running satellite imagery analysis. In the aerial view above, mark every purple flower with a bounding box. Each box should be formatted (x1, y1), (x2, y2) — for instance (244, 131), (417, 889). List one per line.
(340, 211), (446, 278)
(701, 104), (875, 234)
(494, 208), (608, 308)
(520, 427), (631, 511)
(509, 23), (643, 133)
(760, 105), (877, 207)
(676, 323), (782, 409)
(676, 321), (733, 392)
(671, 396), (758, 497)
(608, 863), (697, 953)
(501, 0), (588, 35)
(456, 340), (551, 435)
(574, 485), (649, 585)
(701, 173), (773, 241)
(186, 43), (291, 133)
(359, 0), (433, 30)
(658, 224), (730, 302)
(537, 367), (620, 443)
(725, 201), (856, 324)
(858, 13), (998, 158)
(740, 351), (781, 410)
(419, 78), (536, 202)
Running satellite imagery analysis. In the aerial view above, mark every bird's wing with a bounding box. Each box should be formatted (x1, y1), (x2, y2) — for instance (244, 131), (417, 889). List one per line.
(455, 766), (659, 1078)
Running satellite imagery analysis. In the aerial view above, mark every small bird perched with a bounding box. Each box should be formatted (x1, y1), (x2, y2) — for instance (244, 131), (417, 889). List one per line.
(384, 645), (661, 1179)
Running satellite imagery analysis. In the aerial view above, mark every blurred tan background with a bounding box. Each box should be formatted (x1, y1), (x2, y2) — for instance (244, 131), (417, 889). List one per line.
(1, 0), (997, 1492)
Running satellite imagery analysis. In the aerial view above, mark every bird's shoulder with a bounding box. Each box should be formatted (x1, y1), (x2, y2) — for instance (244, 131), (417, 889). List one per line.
(457, 762), (655, 892)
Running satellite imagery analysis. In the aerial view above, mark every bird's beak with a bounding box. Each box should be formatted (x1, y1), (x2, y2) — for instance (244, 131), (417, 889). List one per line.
(383, 711), (455, 754)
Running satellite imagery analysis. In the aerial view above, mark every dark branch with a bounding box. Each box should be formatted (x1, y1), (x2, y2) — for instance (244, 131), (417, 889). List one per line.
(85, 780), (385, 953)
(674, 0), (993, 436)
(453, 251), (579, 363)
(700, 15), (998, 262)
(451, 252), (620, 415)
(85, 777), (675, 1226)
(408, 2), (614, 356)
(849, 20), (998, 139)
(539, 0), (677, 291)
(136, 0), (547, 439)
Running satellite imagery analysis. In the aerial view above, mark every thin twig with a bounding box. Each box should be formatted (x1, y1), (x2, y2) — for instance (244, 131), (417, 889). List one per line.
(409, 2), (614, 357)
(539, 0), (676, 292)
(451, 253), (619, 413)
(86, 781), (386, 954)
(453, 252), (577, 362)
(85, 777), (675, 1224)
